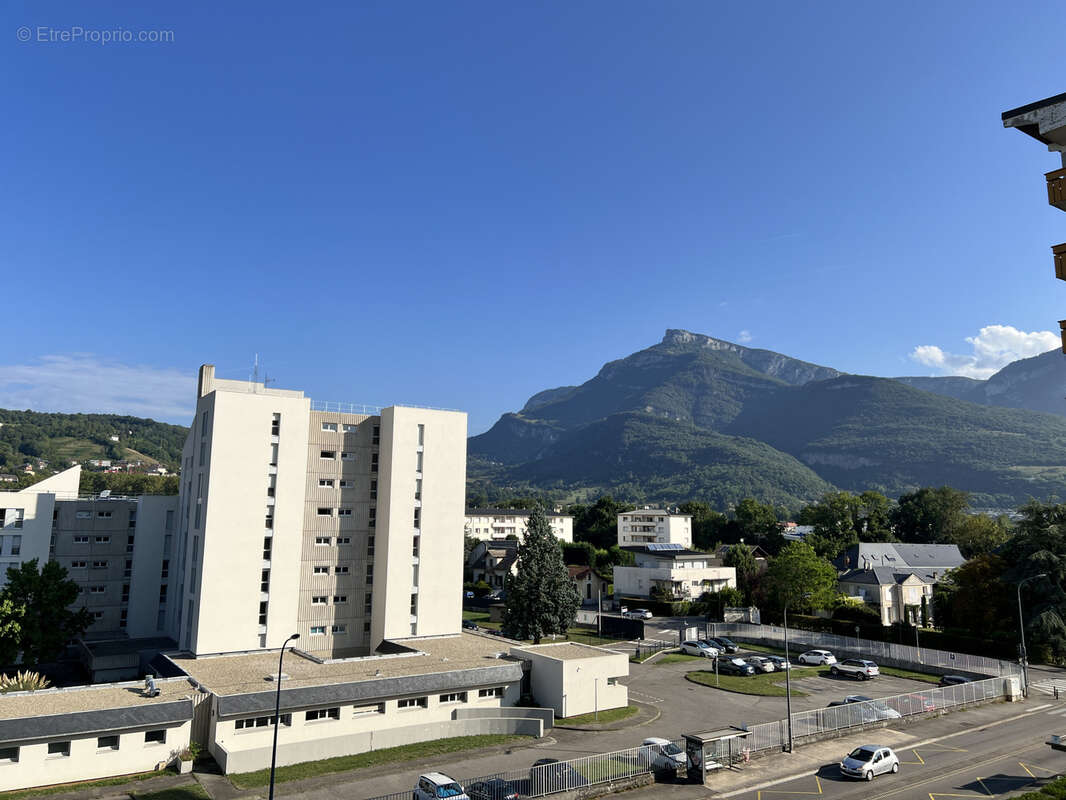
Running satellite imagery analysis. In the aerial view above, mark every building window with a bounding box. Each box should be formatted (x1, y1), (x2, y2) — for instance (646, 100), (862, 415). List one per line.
(320, 450), (336, 460)
(478, 687), (504, 698)
(319, 479), (335, 487)
(364, 592), (373, 614)
(261, 569), (270, 592)
(367, 535), (375, 556)
(415, 478), (422, 501)
(95, 536), (110, 544)
(341, 451), (355, 461)
(415, 451), (423, 472)
(322, 422), (338, 432)
(90, 585), (106, 594)
(305, 707), (340, 722)
(161, 560), (169, 578)
(339, 480), (353, 489)
(125, 558), (133, 578)
(331, 624), (346, 633)
(317, 508), (333, 516)
(311, 596), (327, 605)
(353, 703), (384, 716)
(364, 564), (372, 584)
(336, 565), (350, 574)
(343, 424), (358, 433)
(92, 611), (104, 620)
(47, 741), (70, 757)
(10, 536), (19, 556)
(370, 480), (377, 499)
(236, 715), (290, 729)
(370, 453), (378, 473)
(372, 425), (380, 445)
(413, 508), (421, 529)
(73, 535), (89, 544)
(412, 536), (420, 558)
(92, 560), (108, 569)
(122, 584), (130, 602)
(97, 736), (119, 751)
(0, 747), (17, 763)
(76, 511), (91, 520)
(397, 697), (428, 710)
(271, 413), (281, 436)
(315, 536), (331, 545)
(71, 560), (87, 569)
(363, 621), (371, 632)
(337, 537), (351, 545)
(144, 730), (166, 744)
(417, 423), (425, 446)
(97, 511), (112, 518)
(440, 692), (466, 704)
(310, 626), (326, 635)
(339, 508), (352, 517)
(333, 595), (348, 604)
(313, 566), (329, 575)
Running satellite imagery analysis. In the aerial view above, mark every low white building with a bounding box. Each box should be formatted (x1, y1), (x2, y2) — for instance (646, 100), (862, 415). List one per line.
(0, 678), (194, 791)
(616, 508), (691, 548)
(465, 509), (573, 543)
(510, 642), (628, 718)
(614, 545), (735, 601)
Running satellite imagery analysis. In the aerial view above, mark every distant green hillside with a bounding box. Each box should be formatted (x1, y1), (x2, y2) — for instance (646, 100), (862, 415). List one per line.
(0, 409), (188, 478)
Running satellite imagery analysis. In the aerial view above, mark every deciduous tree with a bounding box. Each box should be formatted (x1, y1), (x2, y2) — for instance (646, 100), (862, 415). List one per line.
(1, 560), (91, 665)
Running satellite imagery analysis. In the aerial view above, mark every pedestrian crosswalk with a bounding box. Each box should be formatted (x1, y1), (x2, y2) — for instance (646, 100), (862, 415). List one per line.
(1032, 679), (1066, 696)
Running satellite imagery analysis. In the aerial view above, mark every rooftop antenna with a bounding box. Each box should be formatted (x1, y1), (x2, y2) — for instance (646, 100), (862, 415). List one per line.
(250, 354), (277, 391)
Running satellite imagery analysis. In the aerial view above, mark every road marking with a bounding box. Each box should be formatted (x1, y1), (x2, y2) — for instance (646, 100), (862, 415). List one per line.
(756, 776), (822, 798)
(1019, 761), (1056, 778)
(628, 690), (663, 703)
(899, 749), (925, 765)
(920, 743), (968, 752)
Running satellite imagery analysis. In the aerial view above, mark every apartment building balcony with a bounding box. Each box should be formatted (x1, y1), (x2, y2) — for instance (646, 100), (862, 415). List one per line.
(1048, 168), (1066, 211)
(1054, 243), (1066, 280)
(1059, 320), (1066, 354)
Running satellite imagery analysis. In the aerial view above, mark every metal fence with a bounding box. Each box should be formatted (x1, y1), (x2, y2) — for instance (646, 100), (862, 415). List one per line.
(711, 622), (1022, 680)
(744, 676), (1006, 755)
(366, 740), (685, 800)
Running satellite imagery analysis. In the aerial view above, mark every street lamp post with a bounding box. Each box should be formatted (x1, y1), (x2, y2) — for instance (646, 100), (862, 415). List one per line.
(268, 633), (300, 800)
(1017, 574), (1047, 697)
(783, 603), (793, 753)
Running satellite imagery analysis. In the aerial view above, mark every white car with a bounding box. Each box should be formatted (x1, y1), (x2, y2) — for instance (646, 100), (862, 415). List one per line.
(680, 640), (719, 658)
(798, 649), (837, 666)
(839, 745), (899, 781)
(623, 608), (653, 620)
(641, 737), (687, 769)
(746, 656), (775, 673)
(415, 773), (470, 800)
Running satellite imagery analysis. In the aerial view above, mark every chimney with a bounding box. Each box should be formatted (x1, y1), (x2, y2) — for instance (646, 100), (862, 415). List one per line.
(197, 364), (216, 398)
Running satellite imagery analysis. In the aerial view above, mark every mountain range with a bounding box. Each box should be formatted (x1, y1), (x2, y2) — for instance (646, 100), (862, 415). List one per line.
(469, 330), (1066, 509)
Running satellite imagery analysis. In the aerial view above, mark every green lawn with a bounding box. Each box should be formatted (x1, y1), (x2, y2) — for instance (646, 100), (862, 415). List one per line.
(132, 786), (210, 800)
(686, 666), (820, 696)
(0, 770), (178, 800)
(558, 705), (639, 726)
(228, 734), (529, 788)
(654, 653), (709, 665)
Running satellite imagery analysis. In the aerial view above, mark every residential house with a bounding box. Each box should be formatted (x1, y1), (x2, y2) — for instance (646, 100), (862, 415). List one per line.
(616, 508), (692, 548)
(713, 544), (770, 564)
(467, 539), (519, 589)
(568, 565), (608, 605)
(465, 508), (573, 543)
(614, 544), (735, 601)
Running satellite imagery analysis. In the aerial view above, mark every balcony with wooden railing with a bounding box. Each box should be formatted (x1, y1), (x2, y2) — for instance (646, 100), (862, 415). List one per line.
(1054, 243), (1066, 281)
(1047, 168), (1066, 211)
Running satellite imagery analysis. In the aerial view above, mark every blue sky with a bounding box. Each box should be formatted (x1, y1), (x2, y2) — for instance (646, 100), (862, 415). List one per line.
(3, 1), (1065, 434)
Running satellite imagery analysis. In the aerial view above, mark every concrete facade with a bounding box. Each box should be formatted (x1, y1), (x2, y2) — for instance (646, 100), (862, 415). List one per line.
(174, 365), (467, 658)
(617, 509), (692, 548)
(465, 510), (573, 543)
(614, 547), (735, 600)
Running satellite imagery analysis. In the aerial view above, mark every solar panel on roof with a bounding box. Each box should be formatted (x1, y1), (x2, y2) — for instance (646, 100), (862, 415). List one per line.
(647, 542), (684, 551)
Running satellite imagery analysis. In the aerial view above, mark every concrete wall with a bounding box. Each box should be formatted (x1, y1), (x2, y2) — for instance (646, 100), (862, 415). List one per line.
(210, 678), (519, 774)
(127, 495), (179, 637)
(511, 646), (629, 718)
(0, 720), (191, 792)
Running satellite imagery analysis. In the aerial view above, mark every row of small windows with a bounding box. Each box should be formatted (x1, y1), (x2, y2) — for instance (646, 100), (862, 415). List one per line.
(310, 595), (348, 604)
(309, 624), (347, 634)
(318, 479), (355, 488)
(0, 730), (170, 762)
(71, 536), (112, 544)
(320, 422), (361, 433)
(319, 451), (357, 461)
(311, 565), (351, 575)
(314, 536), (352, 545)
(229, 692), (495, 731)
(316, 508), (353, 517)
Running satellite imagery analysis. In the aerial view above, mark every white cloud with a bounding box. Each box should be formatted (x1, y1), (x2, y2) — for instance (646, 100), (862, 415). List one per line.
(737, 330), (753, 343)
(909, 325), (1059, 379)
(0, 355), (195, 423)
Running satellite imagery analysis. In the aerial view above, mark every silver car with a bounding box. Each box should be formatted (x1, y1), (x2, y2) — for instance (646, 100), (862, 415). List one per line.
(746, 656), (775, 673)
(839, 745), (899, 781)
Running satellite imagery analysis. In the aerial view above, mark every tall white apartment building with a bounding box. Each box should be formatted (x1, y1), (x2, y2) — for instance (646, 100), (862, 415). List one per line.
(464, 509), (573, 543)
(616, 508), (692, 548)
(173, 365), (467, 657)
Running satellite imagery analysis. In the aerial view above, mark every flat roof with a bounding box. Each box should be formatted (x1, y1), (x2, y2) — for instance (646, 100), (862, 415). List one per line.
(512, 642), (622, 661)
(1002, 92), (1066, 121)
(0, 677), (192, 719)
(170, 633), (516, 697)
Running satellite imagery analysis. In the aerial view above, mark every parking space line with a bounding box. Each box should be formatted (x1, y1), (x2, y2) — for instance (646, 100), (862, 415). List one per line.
(899, 749), (925, 765)
(756, 776), (823, 798)
(1019, 761), (1057, 778)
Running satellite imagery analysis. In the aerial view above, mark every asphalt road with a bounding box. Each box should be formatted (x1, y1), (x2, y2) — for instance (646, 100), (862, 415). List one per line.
(726, 702), (1066, 799)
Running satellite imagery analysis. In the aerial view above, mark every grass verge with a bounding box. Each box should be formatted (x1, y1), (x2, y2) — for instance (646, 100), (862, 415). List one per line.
(228, 734), (529, 788)
(0, 769), (178, 800)
(133, 786), (210, 800)
(653, 653), (710, 665)
(557, 705), (639, 726)
(876, 666), (941, 684)
(685, 667), (820, 696)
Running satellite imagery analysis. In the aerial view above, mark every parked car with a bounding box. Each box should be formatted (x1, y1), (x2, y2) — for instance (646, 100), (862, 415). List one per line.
(466, 779), (518, 800)
(746, 656), (776, 673)
(529, 759), (587, 792)
(486, 589), (505, 600)
(838, 745), (899, 781)
(461, 619), (479, 631)
(798, 649), (837, 666)
(414, 773), (470, 800)
(939, 674), (973, 687)
(844, 695), (902, 719)
(707, 636), (740, 654)
(680, 640), (718, 658)
(831, 659), (880, 681)
(640, 737), (687, 770)
(826, 700), (882, 724)
(623, 608), (653, 620)
(718, 657), (756, 676)
(464, 590), (475, 599)
(897, 693), (938, 714)
(766, 655), (792, 670)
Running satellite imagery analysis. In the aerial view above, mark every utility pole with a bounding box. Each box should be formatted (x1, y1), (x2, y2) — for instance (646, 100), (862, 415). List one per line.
(1017, 573), (1047, 697)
